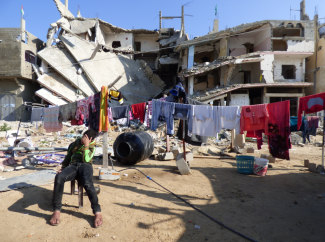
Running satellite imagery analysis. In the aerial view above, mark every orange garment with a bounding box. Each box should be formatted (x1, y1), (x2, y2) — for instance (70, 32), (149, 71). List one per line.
(240, 104), (269, 135)
(99, 86), (109, 132)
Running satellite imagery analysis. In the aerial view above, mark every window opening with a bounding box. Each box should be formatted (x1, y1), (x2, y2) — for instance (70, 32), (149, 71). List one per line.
(112, 41), (121, 48)
(244, 71), (251, 84)
(273, 28), (301, 37)
(282, 65), (296, 79)
(134, 42), (141, 51)
(25, 51), (36, 64)
(273, 40), (288, 51)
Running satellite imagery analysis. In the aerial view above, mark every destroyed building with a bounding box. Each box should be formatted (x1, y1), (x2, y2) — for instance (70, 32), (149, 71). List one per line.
(175, 0), (315, 116)
(0, 18), (44, 121)
(32, 0), (187, 108)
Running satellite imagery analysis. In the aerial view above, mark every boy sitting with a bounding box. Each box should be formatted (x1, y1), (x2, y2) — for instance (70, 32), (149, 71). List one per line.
(50, 130), (103, 228)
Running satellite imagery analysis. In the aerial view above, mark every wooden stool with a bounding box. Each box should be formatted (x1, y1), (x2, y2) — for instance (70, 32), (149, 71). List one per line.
(71, 179), (83, 208)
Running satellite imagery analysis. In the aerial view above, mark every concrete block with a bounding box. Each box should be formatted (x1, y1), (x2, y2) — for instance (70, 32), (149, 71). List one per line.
(172, 146), (180, 159)
(160, 152), (174, 161)
(247, 147), (255, 153)
(176, 157), (191, 175)
(158, 147), (166, 153)
(176, 152), (193, 162)
(304, 159), (309, 167)
(261, 154), (276, 163)
(238, 148), (247, 154)
(308, 163), (317, 173)
(0, 131), (6, 138)
(316, 165), (324, 173)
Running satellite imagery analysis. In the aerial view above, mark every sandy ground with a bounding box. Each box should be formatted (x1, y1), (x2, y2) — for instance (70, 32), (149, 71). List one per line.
(1, 135), (325, 242)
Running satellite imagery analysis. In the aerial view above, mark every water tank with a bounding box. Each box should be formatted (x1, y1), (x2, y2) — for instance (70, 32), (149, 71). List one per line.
(113, 131), (154, 165)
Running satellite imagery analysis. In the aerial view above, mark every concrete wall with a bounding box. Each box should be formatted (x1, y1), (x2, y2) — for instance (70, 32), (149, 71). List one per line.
(254, 26), (272, 52)
(314, 38), (325, 94)
(0, 29), (22, 77)
(287, 40), (314, 52)
(273, 56), (305, 82)
(260, 53), (275, 83)
(134, 35), (159, 52)
(104, 33), (134, 51)
(220, 38), (227, 57)
(230, 62), (261, 84)
(0, 78), (40, 121)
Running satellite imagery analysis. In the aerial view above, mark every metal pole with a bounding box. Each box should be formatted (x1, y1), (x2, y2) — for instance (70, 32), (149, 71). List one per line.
(322, 116), (325, 167)
(0, 147), (68, 151)
(103, 132), (108, 169)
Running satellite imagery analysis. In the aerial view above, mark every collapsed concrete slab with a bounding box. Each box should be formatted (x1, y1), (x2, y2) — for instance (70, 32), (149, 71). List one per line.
(53, 0), (74, 20)
(35, 88), (68, 106)
(59, 33), (165, 105)
(37, 47), (96, 97)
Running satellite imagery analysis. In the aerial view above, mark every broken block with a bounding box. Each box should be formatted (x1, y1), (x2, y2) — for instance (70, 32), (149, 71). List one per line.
(172, 146), (180, 159)
(176, 157), (191, 175)
(247, 147), (255, 153)
(308, 163), (317, 173)
(158, 147), (166, 153)
(176, 152), (193, 162)
(160, 152), (174, 161)
(237, 148), (247, 155)
(304, 159), (309, 168)
(261, 154), (276, 163)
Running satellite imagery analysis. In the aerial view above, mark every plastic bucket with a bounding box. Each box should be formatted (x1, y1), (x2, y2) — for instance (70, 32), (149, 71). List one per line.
(254, 158), (269, 176)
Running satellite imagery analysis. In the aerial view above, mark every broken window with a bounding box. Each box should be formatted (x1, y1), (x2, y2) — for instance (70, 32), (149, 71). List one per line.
(273, 28), (301, 37)
(282, 65), (296, 79)
(134, 42), (141, 51)
(25, 51), (36, 64)
(273, 40), (288, 51)
(112, 41), (121, 48)
(244, 71), (251, 84)
(243, 43), (254, 54)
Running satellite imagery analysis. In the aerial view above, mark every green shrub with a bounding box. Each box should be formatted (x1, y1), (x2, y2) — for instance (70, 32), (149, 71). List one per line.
(0, 123), (11, 131)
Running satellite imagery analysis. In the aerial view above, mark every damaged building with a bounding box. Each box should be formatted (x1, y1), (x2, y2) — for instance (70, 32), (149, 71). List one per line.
(32, 0), (188, 108)
(176, 0), (315, 116)
(0, 18), (44, 121)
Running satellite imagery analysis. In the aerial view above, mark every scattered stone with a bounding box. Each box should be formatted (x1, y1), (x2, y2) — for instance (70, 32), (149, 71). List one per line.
(14, 166), (25, 170)
(297, 143), (305, 147)
(247, 147), (255, 153)
(308, 163), (317, 173)
(4, 168), (14, 172)
(304, 159), (309, 167)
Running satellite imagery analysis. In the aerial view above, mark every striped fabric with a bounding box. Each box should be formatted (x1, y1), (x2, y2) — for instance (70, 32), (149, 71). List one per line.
(43, 106), (63, 132)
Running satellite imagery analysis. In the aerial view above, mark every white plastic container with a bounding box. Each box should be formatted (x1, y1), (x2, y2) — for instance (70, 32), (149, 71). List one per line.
(254, 158), (269, 176)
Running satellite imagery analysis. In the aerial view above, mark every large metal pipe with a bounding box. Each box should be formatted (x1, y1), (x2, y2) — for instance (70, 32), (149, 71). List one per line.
(0, 147), (68, 151)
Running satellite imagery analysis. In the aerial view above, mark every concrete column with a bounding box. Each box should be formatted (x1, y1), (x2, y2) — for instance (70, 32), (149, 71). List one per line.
(188, 76), (194, 95)
(21, 19), (26, 42)
(220, 98), (225, 106)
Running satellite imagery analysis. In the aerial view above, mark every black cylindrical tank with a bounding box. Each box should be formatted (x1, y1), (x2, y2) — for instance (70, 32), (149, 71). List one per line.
(113, 131), (154, 165)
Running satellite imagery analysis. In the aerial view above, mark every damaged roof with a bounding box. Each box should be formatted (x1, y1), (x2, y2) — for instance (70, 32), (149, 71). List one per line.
(175, 20), (271, 51)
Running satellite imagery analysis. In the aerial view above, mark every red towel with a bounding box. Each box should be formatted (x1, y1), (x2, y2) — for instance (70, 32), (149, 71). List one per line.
(131, 102), (146, 123)
(240, 104), (269, 135)
(267, 101), (291, 160)
(298, 92), (325, 130)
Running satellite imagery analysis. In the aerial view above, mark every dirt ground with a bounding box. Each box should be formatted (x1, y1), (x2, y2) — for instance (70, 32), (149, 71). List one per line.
(1, 136), (325, 242)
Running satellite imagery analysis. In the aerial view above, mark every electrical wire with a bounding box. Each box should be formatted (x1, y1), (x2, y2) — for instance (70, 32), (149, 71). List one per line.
(117, 167), (258, 242)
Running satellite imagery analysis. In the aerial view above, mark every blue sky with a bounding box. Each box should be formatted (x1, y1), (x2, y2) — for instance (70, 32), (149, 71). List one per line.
(0, 0), (324, 42)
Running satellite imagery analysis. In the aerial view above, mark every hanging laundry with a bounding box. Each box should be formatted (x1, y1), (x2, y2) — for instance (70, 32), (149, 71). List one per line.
(71, 114), (84, 126)
(31, 108), (43, 122)
(111, 106), (131, 127)
(147, 97), (166, 128)
(58, 102), (77, 122)
(297, 92), (325, 129)
(176, 98), (209, 145)
(108, 89), (123, 105)
(240, 104), (269, 135)
(131, 102), (146, 123)
(174, 103), (190, 120)
(88, 92), (101, 132)
(246, 130), (264, 150)
(43, 106), (63, 132)
(290, 116), (305, 132)
(217, 106), (241, 135)
(99, 86), (109, 132)
(303, 116), (319, 143)
(151, 100), (175, 135)
(189, 105), (219, 137)
(267, 101), (291, 160)
(107, 107), (113, 123)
